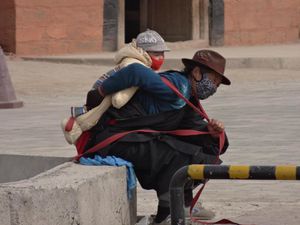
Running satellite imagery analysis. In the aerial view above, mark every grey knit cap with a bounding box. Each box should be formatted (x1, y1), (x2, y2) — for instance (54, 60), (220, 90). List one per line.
(136, 29), (170, 52)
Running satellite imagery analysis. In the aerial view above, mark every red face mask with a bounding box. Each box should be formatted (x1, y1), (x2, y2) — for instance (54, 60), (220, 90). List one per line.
(150, 55), (164, 71)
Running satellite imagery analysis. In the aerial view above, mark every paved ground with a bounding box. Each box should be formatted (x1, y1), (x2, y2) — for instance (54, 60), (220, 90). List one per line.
(1, 48), (300, 224)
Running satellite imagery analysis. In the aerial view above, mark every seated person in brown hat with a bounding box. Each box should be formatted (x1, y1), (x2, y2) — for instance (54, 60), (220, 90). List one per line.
(80, 50), (231, 225)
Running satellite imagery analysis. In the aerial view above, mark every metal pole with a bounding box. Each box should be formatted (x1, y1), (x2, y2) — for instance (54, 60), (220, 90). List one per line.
(187, 165), (300, 180)
(169, 164), (300, 225)
(169, 166), (189, 225)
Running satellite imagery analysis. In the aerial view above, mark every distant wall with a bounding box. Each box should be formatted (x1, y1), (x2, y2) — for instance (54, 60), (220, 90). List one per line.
(2, 0), (299, 54)
(0, 0), (103, 55)
(224, 0), (300, 45)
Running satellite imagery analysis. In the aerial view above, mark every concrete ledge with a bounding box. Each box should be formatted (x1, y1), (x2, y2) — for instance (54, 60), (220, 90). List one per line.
(225, 57), (300, 70)
(22, 56), (300, 70)
(22, 57), (116, 67)
(163, 57), (300, 70)
(0, 162), (136, 225)
(17, 43), (300, 70)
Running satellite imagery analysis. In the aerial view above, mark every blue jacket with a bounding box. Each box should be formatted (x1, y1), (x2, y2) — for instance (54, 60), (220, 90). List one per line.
(101, 63), (191, 115)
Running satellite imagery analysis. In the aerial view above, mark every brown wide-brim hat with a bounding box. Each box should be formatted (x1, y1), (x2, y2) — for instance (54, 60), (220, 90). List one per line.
(182, 50), (231, 85)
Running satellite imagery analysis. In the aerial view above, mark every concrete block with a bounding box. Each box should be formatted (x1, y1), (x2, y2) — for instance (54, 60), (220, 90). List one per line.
(282, 58), (300, 70)
(0, 192), (10, 225)
(0, 162), (136, 225)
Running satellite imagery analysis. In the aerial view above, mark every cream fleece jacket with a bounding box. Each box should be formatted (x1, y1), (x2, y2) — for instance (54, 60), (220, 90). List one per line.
(62, 40), (153, 144)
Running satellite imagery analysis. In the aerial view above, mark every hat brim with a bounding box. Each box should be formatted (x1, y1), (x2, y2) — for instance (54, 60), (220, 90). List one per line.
(182, 58), (231, 85)
(145, 46), (170, 52)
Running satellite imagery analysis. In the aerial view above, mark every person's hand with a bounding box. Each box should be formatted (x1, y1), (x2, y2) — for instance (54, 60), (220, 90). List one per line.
(207, 118), (224, 138)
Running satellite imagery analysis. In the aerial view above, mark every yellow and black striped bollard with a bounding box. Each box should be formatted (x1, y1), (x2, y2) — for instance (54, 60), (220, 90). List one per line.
(170, 165), (300, 225)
